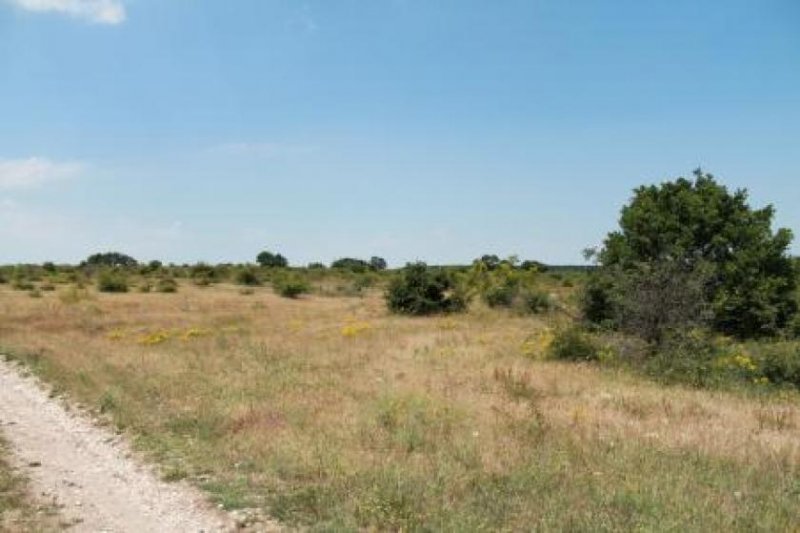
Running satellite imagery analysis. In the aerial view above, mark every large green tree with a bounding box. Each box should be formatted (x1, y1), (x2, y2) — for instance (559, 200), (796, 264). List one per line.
(83, 252), (138, 268)
(256, 250), (288, 268)
(591, 170), (797, 338)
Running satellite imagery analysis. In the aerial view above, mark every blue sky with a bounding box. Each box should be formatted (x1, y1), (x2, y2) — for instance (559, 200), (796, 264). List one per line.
(1, 0), (798, 266)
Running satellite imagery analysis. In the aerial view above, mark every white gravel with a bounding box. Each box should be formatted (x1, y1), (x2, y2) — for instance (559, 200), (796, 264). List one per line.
(0, 358), (243, 532)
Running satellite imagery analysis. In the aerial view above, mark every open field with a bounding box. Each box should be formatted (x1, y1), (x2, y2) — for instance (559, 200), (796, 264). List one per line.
(1, 282), (800, 530)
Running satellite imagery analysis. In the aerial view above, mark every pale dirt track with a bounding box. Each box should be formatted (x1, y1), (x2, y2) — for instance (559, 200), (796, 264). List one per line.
(0, 358), (244, 532)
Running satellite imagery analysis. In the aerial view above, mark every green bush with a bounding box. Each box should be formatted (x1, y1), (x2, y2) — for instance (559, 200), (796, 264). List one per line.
(11, 279), (35, 291)
(548, 327), (599, 362)
(581, 270), (618, 326)
(788, 314), (800, 339)
(483, 282), (517, 308)
(235, 268), (261, 286)
(386, 262), (468, 316)
(156, 278), (178, 293)
(97, 271), (129, 293)
(273, 275), (311, 299)
(754, 343), (800, 388)
(520, 290), (552, 314)
(190, 263), (219, 286)
(466, 259), (529, 309)
(643, 330), (724, 388)
(331, 257), (372, 273)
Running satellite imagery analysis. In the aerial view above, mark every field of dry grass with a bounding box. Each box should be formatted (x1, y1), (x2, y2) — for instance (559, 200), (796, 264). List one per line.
(2, 282), (800, 530)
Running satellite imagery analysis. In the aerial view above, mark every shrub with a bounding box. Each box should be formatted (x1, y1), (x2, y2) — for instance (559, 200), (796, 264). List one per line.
(190, 263), (219, 286)
(235, 268), (261, 286)
(353, 274), (375, 292)
(97, 271), (129, 293)
(643, 330), (725, 388)
(520, 260), (548, 272)
(193, 276), (211, 287)
(754, 343), (800, 388)
(483, 282), (517, 308)
(548, 327), (599, 362)
(307, 262), (327, 270)
(156, 278), (178, 293)
(273, 275), (311, 299)
(11, 279), (35, 291)
(581, 269), (619, 326)
(332, 258), (372, 273)
(520, 290), (552, 314)
(39, 282), (56, 292)
(59, 285), (91, 304)
(787, 314), (800, 339)
(467, 259), (529, 309)
(386, 262), (468, 315)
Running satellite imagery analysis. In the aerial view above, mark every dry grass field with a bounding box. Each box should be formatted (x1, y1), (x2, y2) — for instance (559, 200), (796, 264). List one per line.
(2, 282), (800, 530)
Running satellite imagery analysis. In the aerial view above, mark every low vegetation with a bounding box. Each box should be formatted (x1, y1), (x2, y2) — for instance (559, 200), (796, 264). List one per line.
(1, 277), (798, 530)
(97, 270), (129, 293)
(386, 262), (468, 315)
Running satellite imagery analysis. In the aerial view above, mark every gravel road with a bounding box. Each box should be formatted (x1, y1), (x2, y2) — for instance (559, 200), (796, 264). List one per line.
(0, 358), (241, 532)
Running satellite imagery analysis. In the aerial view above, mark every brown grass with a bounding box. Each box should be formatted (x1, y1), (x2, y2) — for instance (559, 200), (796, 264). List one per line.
(1, 282), (799, 530)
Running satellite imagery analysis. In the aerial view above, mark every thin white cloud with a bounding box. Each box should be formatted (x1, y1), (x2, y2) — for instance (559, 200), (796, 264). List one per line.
(8, 0), (125, 25)
(0, 157), (84, 189)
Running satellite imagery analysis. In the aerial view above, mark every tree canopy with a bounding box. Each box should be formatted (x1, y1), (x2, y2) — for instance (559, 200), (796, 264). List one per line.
(369, 256), (388, 271)
(590, 170), (797, 339)
(331, 257), (372, 272)
(256, 250), (288, 268)
(83, 252), (138, 268)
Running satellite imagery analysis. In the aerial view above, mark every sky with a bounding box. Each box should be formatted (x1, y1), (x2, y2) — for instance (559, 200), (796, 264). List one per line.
(1, 0), (799, 266)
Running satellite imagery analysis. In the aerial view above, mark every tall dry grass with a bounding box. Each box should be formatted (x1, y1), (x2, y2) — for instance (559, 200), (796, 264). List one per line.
(1, 283), (799, 530)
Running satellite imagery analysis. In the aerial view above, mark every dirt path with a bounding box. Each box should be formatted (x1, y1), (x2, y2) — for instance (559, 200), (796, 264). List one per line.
(0, 359), (242, 533)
